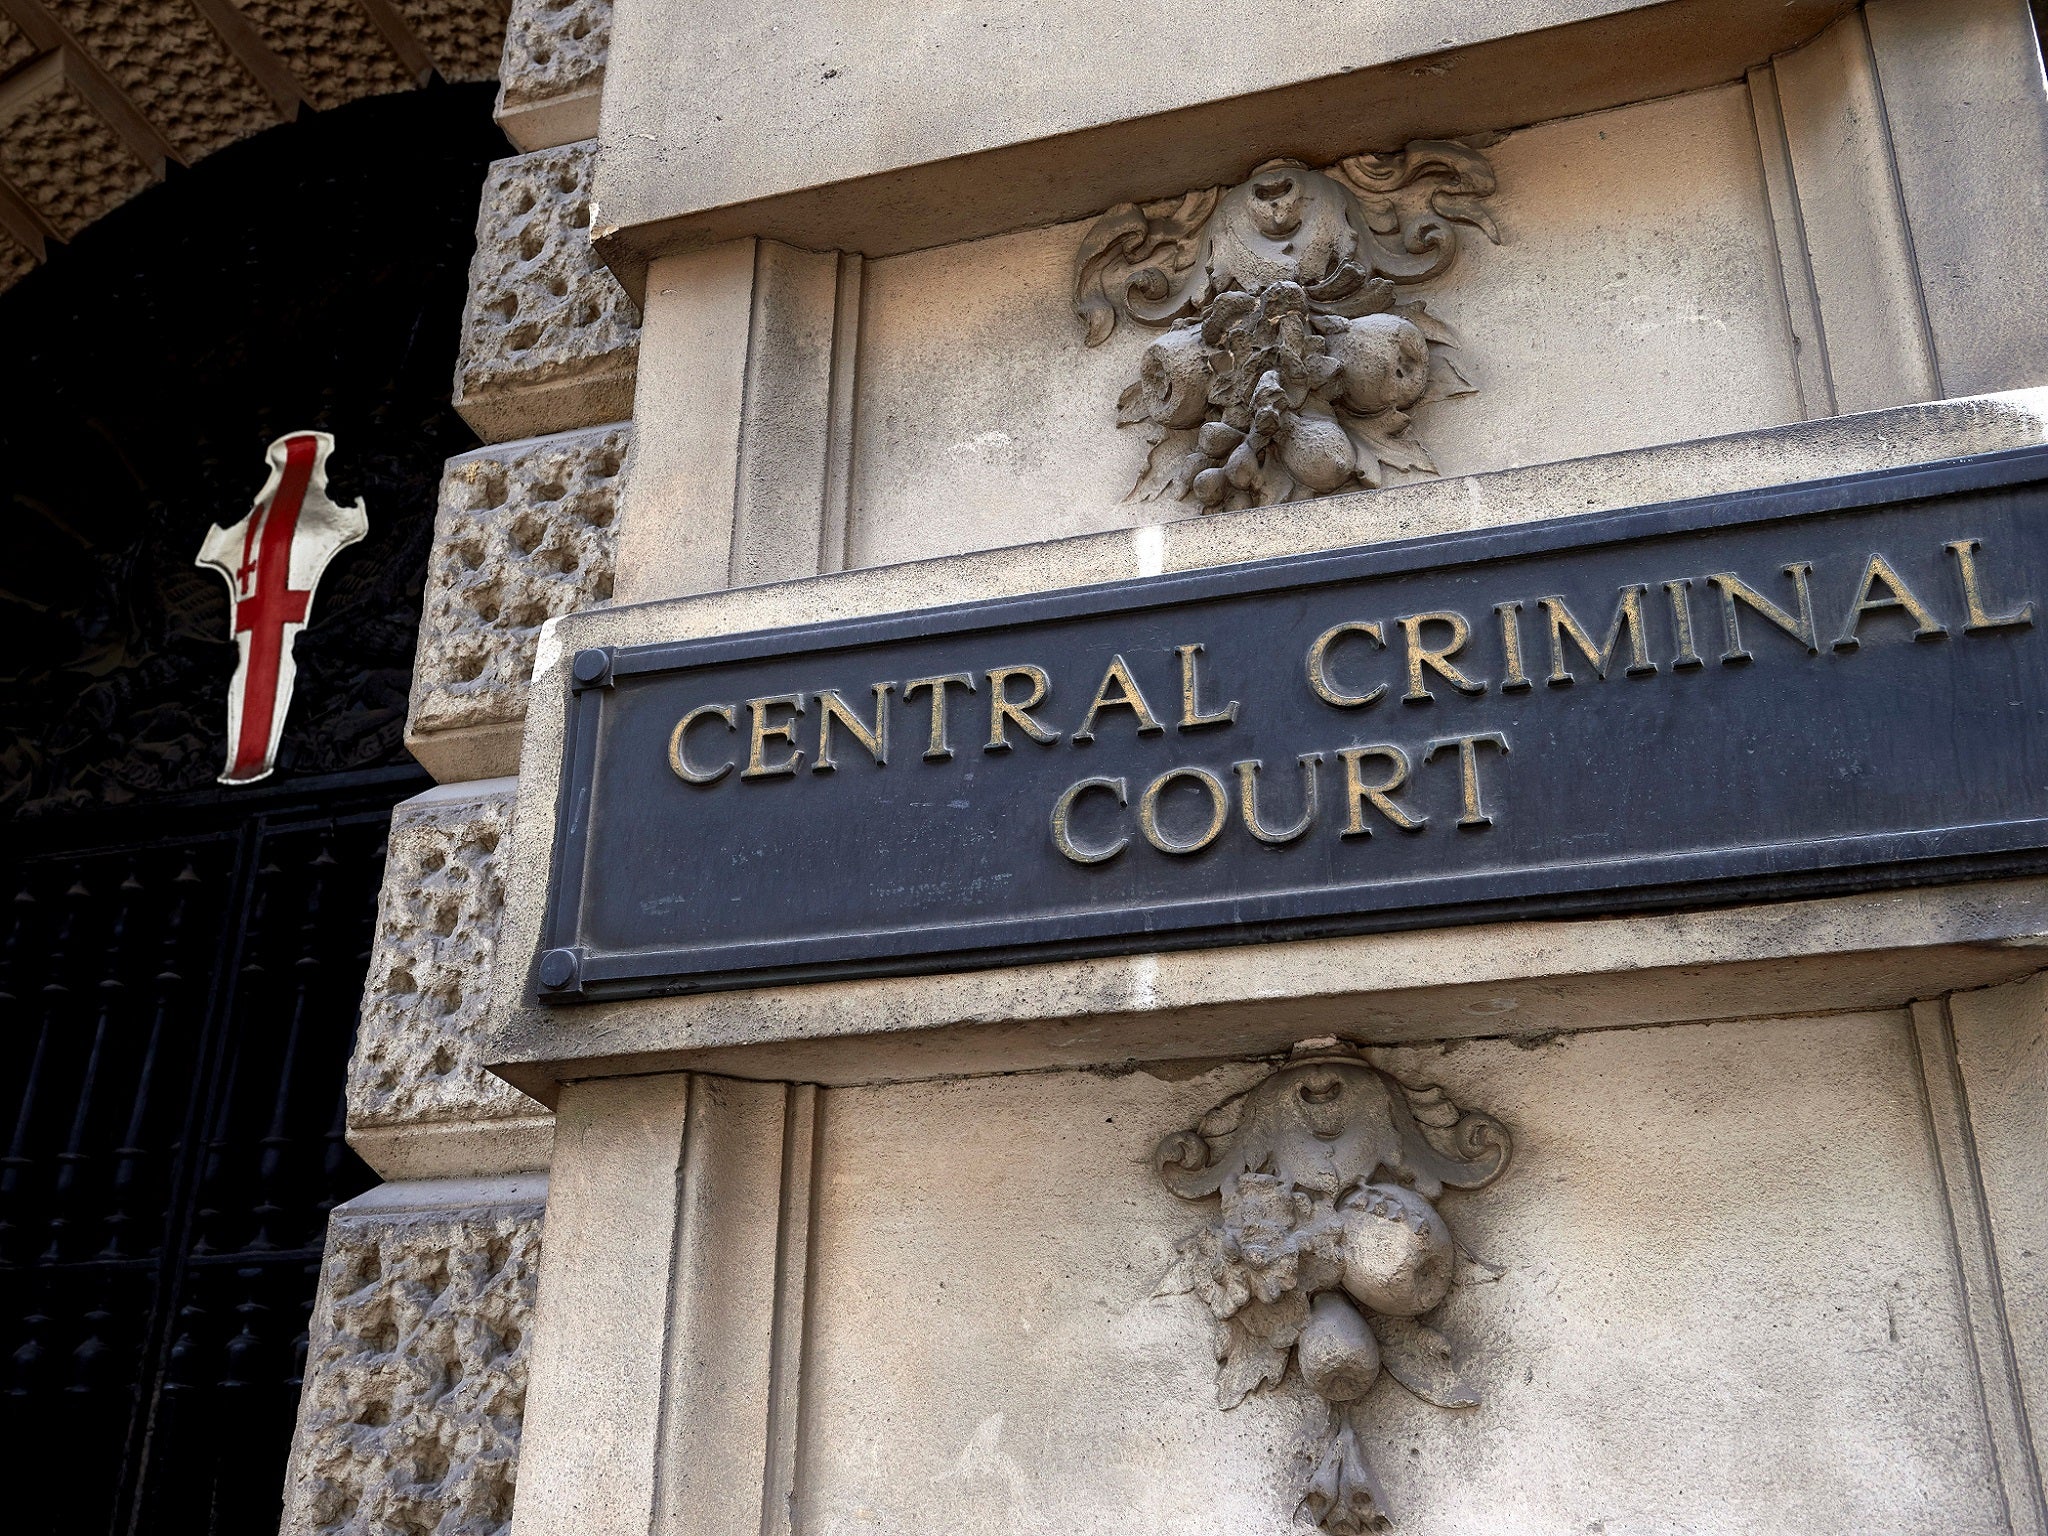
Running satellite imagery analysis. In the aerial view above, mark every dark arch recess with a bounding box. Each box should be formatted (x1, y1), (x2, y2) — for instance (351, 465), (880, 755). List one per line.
(0, 79), (509, 819)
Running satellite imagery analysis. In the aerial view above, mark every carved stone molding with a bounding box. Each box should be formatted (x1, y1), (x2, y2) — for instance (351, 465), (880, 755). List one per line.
(1156, 1039), (1512, 1534)
(1075, 144), (1498, 512)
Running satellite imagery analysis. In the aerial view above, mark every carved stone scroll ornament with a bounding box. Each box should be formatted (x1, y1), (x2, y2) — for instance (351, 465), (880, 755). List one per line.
(1155, 1041), (1512, 1534)
(1075, 144), (1499, 511)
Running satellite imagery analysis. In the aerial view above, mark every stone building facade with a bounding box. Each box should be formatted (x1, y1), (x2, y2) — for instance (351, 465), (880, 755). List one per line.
(12, 3), (2048, 1534)
(351, 3), (2048, 1533)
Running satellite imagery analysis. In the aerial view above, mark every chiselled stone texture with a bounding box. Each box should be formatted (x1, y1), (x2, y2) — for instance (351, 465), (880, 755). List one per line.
(0, 227), (36, 286)
(409, 424), (625, 752)
(52, 0), (281, 161)
(0, 53), (157, 240)
(396, 0), (508, 85)
(283, 1195), (542, 1536)
(350, 784), (535, 1136)
(453, 140), (639, 442)
(231, 0), (415, 112)
(495, 0), (606, 149)
(0, 15), (36, 74)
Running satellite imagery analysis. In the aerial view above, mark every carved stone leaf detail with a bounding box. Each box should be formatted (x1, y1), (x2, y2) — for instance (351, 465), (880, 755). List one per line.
(1128, 425), (1199, 502)
(1152, 1042), (1513, 1535)
(1374, 1315), (1482, 1410)
(1215, 1291), (1309, 1409)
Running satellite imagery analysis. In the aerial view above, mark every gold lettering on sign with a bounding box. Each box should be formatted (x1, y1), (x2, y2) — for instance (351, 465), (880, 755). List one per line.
(813, 684), (893, 771)
(1307, 622), (1388, 709)
(1176, 644), (1240, 730)
(986, 665), (1061, 750)
(1074, 654), (1166, 742)
(668, 703), (737, 785)
(1946, 539), (2036, 631)
(1337, 745), (1426, 836)
(1051, 776), (1129, 864)
(903, 673), (974, 760)
(1707, 564), (1818, 664)
(1496, 602), (1532, 692)
(1139, 766), (1231, 854)
(1399, 612), (1488, 703)
(742, 694), (806, 778)
(1233, 755), (1322, 844)
(1539, 586), (1657, 685)
(1833, 554), (1947, 650)
(1423, 732), (1510, 828)
(1664, 579), (1704, 669)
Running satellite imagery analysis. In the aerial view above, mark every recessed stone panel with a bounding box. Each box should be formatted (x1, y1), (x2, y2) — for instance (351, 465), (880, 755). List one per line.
(796, 1016), (2006, 1535)
(0, 52), (159, 240)
(52, 0), (281, 161)
(407, 422), (627, 781)
(453, 139), (640, 442)
(231, 0), (415, 112)
(0, 14), (36, 74)
(0, 225), (37, 288)
(395, 0), (511, 85)
(495, 0), (607, 150)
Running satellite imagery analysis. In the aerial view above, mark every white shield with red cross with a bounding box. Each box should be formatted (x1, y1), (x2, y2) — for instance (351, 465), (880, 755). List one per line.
(195, 432), (368, 785)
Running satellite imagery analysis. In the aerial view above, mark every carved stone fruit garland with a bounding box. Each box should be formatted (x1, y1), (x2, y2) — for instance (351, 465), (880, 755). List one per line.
(1074, 143), (1500, 511)
(1156, 1041), (1511, 1534)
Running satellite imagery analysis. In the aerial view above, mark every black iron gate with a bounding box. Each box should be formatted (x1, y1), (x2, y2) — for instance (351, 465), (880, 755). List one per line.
(0, 767), (423, 1535)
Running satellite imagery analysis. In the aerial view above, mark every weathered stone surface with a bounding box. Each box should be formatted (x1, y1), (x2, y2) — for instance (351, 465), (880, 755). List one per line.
(396, 0), (509, 85)
(0, 14), (36, 74)
(495, 0), (607, 150)
(351, 781), (547, 1179)
(231, 0), (415, 112)
(53, 0), (281, 161)
(407, 424), (626, 781)
(0, 226), (37, 289)
(453, 140), (640, 442)
(0, 52), (158, 240)
(283, 1183), (543, 1536)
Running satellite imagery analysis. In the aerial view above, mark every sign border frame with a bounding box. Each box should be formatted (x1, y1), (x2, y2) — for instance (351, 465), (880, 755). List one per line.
(537, 445), (2048, 1004)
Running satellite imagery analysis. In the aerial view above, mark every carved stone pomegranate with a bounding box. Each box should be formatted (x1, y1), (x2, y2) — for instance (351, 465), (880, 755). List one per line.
(1339, 1183), (1454, 1317)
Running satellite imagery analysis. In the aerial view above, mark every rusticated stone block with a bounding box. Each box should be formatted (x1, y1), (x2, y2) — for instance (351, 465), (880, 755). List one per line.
(0, 14), (36, 74)
(395, 0), (509, 85)
(0, 227), (37, 292)
(231, 0), (415, 112)
(407, 423), (627, 783)
(282, 1182), (544, 1536)
(495, 0), (607, 150)
(452, 140), (639, 442)
(52, 0), (280, 161)
(0, 52), (159, 240)
(349, 780), (550, 1179)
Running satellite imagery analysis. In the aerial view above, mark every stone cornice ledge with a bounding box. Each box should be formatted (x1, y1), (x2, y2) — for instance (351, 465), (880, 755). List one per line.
(592, 0), (1858, 299)
(484, 388), (2048, 1100)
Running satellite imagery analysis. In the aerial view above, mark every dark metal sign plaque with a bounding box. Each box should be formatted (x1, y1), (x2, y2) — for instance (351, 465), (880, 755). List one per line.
(537, 448), (2048, 1004)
